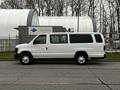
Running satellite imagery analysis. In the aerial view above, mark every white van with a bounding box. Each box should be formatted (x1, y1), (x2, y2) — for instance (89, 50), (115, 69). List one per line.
(15, 32), (106, 65)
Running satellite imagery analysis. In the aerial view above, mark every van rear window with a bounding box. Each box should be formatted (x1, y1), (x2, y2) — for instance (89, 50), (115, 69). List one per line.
(70, 34), (93, 43)
(94, 34), (103, 43)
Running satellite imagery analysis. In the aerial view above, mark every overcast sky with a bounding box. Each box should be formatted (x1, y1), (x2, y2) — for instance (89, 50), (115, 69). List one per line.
(0, 0), (3, 4)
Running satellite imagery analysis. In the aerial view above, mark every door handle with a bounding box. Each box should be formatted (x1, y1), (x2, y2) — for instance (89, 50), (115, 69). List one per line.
(46, 47), (48, 50)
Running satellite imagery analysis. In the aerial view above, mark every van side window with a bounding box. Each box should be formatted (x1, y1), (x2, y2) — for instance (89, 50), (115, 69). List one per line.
(94, 34), (103, 43)
(33, 35), (46, 44)
(70, 34), (93, 43)
(50, 34), (68, 44)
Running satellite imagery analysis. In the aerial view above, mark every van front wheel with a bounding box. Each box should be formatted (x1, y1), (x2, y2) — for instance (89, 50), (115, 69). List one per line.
(20, 53), (33, 65)
(76, 54), (87, 65)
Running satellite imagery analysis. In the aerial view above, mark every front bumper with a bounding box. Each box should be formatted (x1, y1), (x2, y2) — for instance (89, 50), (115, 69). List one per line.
(14, 54), (20, 60)
(104, 54), (106, 58)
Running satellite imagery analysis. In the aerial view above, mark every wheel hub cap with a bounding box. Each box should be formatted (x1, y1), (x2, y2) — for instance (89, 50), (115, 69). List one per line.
(22, 56), (30, 63)
(78, 56), (85, 64)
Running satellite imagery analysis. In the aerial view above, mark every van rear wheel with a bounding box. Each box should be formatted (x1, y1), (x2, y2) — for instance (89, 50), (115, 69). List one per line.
(20, 53), (33, 65)
(75, 54), (87, 65)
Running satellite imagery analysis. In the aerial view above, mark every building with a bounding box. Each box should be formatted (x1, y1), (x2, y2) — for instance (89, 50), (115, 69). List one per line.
(0, 9), (39, 38)
(39, 16), (97, 32)
(0, 9), (39, 51)
(0, 9), (97, 46)
(18, 26), (66, 44)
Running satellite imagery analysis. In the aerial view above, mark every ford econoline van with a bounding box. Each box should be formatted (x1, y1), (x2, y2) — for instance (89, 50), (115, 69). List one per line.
(15, 32), (106, 65)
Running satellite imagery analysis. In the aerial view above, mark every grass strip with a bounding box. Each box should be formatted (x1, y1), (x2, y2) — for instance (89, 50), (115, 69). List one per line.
(0, 52), (120, 61)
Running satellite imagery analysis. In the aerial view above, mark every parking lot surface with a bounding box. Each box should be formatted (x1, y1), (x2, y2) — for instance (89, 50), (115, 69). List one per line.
(0, 61), (120, 90)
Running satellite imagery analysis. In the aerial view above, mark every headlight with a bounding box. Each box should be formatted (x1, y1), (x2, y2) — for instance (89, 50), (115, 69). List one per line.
(15, 48), (18, 54)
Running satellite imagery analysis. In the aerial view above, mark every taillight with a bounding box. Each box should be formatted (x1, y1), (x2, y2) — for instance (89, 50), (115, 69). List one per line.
(104, 45), (106, 51)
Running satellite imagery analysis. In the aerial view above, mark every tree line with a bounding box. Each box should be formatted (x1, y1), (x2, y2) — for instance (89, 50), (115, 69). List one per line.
(0, 0), (120, 43)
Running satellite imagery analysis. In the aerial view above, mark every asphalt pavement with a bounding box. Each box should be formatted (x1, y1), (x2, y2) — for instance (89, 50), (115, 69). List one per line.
(0, 60), (120, 90)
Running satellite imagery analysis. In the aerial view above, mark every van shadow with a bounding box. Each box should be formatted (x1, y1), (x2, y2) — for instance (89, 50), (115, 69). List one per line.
(34, 59), (75, 65)
(32, 59), (107, 66)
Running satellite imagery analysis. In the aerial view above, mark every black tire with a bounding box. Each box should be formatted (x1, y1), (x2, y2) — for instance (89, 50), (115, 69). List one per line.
(75, 54), (87, 65)
(20, 53), (33, 65)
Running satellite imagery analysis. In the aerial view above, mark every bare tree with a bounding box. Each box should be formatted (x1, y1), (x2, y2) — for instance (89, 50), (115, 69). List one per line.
(0, 0), (24, 9)
(88, 0), (96, 18)
(25, 0), (36, 9)
(115, 0), (120, 39)
(0, 0), (120, 48)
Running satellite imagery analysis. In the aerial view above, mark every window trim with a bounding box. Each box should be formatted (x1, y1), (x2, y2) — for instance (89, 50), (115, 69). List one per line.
(33, 35), (47, 44)
(50, 34), (68, 44)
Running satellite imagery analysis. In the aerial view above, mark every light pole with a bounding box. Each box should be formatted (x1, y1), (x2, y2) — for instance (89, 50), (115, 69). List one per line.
(77, 0), (80, 32)
(77, 8), (79, 32)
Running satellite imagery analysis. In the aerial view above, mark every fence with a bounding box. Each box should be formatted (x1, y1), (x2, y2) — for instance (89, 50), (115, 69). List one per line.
(0, 36), (18, 52)
(104, 33), (120, 50)
(0, 35), (120, 52)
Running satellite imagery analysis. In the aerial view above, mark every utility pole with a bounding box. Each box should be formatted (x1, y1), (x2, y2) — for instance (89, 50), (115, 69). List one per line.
(77, 0), (80, 32)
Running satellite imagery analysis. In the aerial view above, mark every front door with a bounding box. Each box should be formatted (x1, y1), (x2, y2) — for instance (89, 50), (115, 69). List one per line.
(31, 35), (48, 58)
